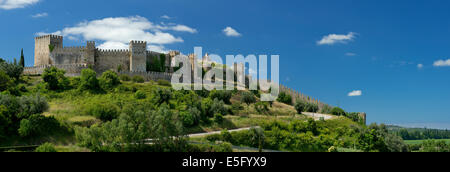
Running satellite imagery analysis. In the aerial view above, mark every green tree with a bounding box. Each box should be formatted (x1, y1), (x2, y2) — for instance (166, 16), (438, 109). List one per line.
(0, 60), (23, 80)
(79, 68), (100, 91)
(42, 67), (69, 90)
(160, 54), (166, 72)
(294, 101), (306, 114)
(331, 107), (346, 116)
(19, 49), (25, 67)
(241, 92), (256, 113)
(277, 92), (292, 105)
(99, 70), (121, 90)
(0, 70), (12, 92)
(153, 88), (172, 106)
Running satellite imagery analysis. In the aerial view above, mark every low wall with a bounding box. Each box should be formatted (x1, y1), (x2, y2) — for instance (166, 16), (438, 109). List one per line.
(23, 64), (88, 77)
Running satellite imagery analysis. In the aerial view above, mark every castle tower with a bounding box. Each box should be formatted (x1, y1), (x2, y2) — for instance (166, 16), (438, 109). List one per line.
(84, 41), (96, 65)
(129, 41), (147, 72)
(34, 35), (63, 66)
(168, 51), (180, 73)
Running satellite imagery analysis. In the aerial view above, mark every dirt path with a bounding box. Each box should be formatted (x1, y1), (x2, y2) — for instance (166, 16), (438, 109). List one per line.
(188, 127), (255, 138)
(302, 112), (335, 120)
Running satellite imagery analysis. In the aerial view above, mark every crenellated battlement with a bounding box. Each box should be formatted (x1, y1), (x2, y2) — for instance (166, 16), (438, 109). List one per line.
(35, 34), (63, 40)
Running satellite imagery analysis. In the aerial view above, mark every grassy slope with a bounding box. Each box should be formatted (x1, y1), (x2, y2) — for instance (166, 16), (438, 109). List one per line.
(20, 76), (349, 151)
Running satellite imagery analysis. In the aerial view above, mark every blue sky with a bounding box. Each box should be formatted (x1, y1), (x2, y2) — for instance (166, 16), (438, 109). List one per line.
(1, 0), (450, 129)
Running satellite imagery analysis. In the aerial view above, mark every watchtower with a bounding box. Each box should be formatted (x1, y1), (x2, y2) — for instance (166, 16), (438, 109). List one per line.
(34, 35), (63, 66)
(129, 41), (147, 72)
(84, 41), (96, 65)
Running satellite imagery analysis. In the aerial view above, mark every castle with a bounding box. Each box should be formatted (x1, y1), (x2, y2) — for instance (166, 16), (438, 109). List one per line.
(25, 34), (189, 76)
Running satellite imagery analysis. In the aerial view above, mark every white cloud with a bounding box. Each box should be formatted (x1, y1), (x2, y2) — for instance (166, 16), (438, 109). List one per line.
(348, 90), (362, 97)
(97, 42), (128, 50)
(37, 16), (197, 53)
(433, 59), (450, 67)
(161, 15), (172, 19)
(148, 44), (168, 54)
(0, 0), (39, 10)
(170, 25), (197, 33)
(31, 12), (48, 18)
(417, 63), (424, 69)
(317, 32), (357, 45)
(223, 27), (242, 37)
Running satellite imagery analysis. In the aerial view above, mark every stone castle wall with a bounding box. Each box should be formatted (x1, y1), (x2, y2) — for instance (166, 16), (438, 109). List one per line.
(51, 46), (86, 65)
(96, 49), (130, 73)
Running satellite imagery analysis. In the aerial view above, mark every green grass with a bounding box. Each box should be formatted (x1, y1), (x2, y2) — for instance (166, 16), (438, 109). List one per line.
(404, 139), (450, 145)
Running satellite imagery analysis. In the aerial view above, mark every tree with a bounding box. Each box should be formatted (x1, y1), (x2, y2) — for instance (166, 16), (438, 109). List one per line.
(19, 49), (25, 67)
(331, 107), (346, 116)
(153, 88), (172, 106)
(241, 92), (256, 107)
(0, 60), (23, 80)
(99, 70), (121, 90)
(250, 127), (265, 152)
(42, 67), (69, 90)
(277, 92), (292, 105)
(0, 70), (12, 92)
(79, 68), (100, 91)
(294, 101), (306, 114)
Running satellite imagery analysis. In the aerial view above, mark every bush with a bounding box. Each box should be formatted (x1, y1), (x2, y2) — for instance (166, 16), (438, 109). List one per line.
(120, 74), (131, 81)
(210, 99), (227, 116)
(153, 88), (172, 105)
(241, 92), (256, 106)
(221, 129), (233, 143)
(180, 108), (201, 127)
(157, 80), (171, 87)
(305, 103), (319, 113)
(255, 102), (269, 114)
(18, 94), (49, 119)
(79, 68), (100, 91)
(134, 90), (147, 99)
(214, 113), (224, 123)
(69, 77), (81, 88)
(18, 115), (61, 137)
(132, 75), (145, 83)
(35, 142), (57, 152)
(294, 101), (306, 114)
(42, 67), (69, 90)
(331, 107), (346, 116)
(99, 70), (121, 90)
(209, 90), (232, 104)
(277, 92), (292, 105)
(85, 103), (119, 122)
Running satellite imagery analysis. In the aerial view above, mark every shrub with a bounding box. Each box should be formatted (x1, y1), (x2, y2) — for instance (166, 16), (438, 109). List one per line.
(305, 103), (319, 113)
(195, 89), (210, 98)
(35, 142), (57, 152)
(18, 115), (61, 137)
(153, 88), (172, 105)
(79, 68), (100, 91)
(214, 113), (224, 123)
(277, 92), (292, 105)
(132, 75), (145, 83)
(255, 102), (270, 114)
(294, 101), (306, 114)
(180, 108), (201, 127)
(42, 67), (69, 90)
(18, 94), (49, 119)
(241, 92), (256, 107)
(210, 99), (227, 116)
(69, 77), (81, 88)
(99, 70), (121, 90)
(120, 74), (131, 81)
(157, 79), (171, 87)
(331, 107), (346, 116)
(134, 90), (147, 99)
(209, 90), (232, 104)
(221, 129), (233, 143)
(85, 103), (119, 122)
